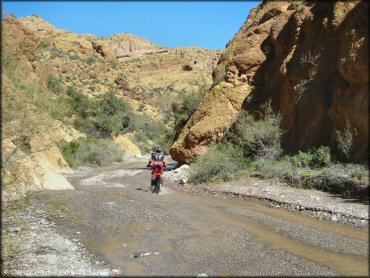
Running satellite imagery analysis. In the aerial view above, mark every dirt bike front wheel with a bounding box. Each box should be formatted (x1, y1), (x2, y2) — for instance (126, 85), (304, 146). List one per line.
(153, 177), (160, 193)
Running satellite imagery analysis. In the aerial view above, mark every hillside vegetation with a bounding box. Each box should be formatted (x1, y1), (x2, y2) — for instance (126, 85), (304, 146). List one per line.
(1, 15), (219, 197)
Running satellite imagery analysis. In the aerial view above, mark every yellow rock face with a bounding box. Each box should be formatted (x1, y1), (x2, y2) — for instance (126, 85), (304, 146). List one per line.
(170, 82), (253, 163)
(115, 135), (142, 158)
(2, 139), (74, 194)
(31, 153), (74, 191)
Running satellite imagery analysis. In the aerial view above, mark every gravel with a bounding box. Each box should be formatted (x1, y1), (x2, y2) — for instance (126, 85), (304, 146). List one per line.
(165, 168), (369, 227)
(2, 203), (112, 276)
(3, 159), (367, 276)
(227, 208), (368, 257)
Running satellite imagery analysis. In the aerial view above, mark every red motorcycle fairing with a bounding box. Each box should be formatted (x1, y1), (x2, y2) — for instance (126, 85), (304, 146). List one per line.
(151, 160), (164, 177)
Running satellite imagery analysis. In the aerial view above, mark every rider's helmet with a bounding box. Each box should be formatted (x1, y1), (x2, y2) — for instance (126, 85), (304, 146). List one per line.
(155, 145), (160, 152)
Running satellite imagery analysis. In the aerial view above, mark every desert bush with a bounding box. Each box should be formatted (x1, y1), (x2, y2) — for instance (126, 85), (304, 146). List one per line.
(67, 90), (135, 138)
(335, 122), (356, 159)
(39, 41), (49, 49)
(109, 60), (117, 69)
(307, 146), (331, 168)
(75, 138), (123, 166)
(189, 143), (248, 184)
(93, 92), (135, 136)
(158, 129), (176, 154)
(59, 137), (124, 168)
(290, 146), (331, 169)
(128, 114), (169, 151)
(349, 164), (368, 181)
(85, 55), (98, 65)
(66, 88), (167, 149)
(69, 54), (80, 60)
(251, 157), (295, 181)
(58, 139), (81, 169)
(289, 150), (312, 168)
(171, 89), (207, 134)
(321, 163), (368, 182)
(47, 75), (63, 95)
(291, 171), (366, 195)
(230, 102), (283, 160)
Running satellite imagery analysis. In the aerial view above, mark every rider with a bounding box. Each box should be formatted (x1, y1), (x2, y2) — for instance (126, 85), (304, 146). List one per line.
(147, 145), (165, 167)
(148, 146), (167, 190)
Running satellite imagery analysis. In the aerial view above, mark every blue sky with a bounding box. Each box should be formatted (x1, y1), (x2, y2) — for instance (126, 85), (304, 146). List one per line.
(2, 1), (260, 50)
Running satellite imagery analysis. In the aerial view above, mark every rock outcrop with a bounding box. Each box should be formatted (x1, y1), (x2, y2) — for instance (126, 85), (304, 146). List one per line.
(171, 0), (368, 164)
(171, 82), (253, 163)
(115, 135), (142, 158)
(18, 15), (56, 32)
(110, 33), (164, 59)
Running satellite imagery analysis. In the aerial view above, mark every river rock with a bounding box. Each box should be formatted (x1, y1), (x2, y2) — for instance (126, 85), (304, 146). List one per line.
(330, 215), (339, 222)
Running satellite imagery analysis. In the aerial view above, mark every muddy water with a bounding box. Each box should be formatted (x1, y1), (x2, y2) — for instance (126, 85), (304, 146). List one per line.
(59, 158), (368, 276)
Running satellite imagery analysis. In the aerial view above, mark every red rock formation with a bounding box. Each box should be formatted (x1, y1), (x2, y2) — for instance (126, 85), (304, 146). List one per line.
(244, 0), (368, 163)
(171, 0), (368, 163)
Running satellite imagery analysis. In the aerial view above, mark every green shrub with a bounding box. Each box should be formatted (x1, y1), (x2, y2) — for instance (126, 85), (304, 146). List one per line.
(310, 146), (331, 168)
(75, 138), (123, 166)
(39, 41), (49, 49)
(171, 89), (207, 134)
(47, 75), (63, 94)
(291, 146), (331, 169)
(189, 143), (248, 184)
(251, 157), (295, 181)
(58, 139), (81, 169)
(321, 163), (368, 182)
(158, 129), (175, 154)
(47, 96), (74, 122)
(229, 101), (283, 160)
(65, 87), (170, 148)
(290, 150), (312, 168)
(350, 165), (367, 181)
(127, 114), (170, 152)
(92, 92), (134, 137)
(69, 54), (80, 60)
(59, 137), (124, 168)
(85, 55), (98, 65)
(66, 90), (135, 138)
(109, 60), (117, 69)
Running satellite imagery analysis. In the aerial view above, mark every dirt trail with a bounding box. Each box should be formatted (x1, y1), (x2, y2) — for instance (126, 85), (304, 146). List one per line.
(7, 157), (369, 276)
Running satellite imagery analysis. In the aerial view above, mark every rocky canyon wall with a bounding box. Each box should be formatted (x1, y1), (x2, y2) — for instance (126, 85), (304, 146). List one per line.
(171, 0), (368, 164)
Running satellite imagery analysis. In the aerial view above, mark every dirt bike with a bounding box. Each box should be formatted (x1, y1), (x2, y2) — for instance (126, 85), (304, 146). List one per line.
(151, 160), (165, 194)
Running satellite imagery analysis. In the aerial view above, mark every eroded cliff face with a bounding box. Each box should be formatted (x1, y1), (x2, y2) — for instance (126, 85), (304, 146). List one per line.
(171, 0), (368, 164)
